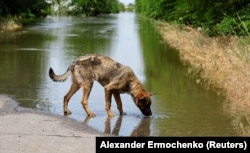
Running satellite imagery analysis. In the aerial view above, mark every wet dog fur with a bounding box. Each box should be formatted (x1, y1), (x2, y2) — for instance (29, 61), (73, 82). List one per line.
(49, 54), (152, 117)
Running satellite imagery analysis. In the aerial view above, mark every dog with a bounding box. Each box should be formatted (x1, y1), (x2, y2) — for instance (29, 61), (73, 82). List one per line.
(49, 54), (152, 117)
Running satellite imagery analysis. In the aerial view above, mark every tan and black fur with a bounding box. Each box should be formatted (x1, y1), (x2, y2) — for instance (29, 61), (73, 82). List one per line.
(49, 54), (152, 117)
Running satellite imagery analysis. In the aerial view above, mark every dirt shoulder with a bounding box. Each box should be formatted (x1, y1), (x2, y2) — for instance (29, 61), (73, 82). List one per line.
(0, 18), (22, 31)
(156, 22), (250, 110)
(0, 95), (111, 153)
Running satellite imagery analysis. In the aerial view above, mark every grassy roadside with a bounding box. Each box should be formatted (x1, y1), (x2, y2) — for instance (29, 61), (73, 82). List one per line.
(156, 22), (250, 111)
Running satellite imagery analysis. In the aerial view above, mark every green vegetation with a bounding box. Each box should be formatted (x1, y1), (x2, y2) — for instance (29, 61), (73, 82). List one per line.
(126, 3), (135, 12)
(135, 0), (250, 36)
(0, 0), (50, 29)
(0, 0), (125, 30)
(0, 0), (50, 18)
(71, 0), (121, 16)
(50, 0), (124, 16)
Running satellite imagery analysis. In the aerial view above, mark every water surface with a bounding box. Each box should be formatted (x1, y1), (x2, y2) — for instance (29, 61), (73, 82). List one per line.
(0, 13), (245, 136)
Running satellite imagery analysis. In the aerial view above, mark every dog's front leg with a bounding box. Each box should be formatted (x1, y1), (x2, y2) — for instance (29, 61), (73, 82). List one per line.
(104, 88), (115, 117)
(113, 93), (127, 115)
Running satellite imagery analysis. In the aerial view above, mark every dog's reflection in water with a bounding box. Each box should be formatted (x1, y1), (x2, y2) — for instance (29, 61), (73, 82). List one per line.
(83, 115), (151, 136)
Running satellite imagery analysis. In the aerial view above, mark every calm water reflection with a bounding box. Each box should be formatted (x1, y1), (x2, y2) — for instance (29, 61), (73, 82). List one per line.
(0, 13), (245, 136)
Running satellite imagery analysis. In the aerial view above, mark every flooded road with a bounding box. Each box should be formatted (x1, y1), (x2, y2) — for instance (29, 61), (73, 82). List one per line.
(0, 13), (243, 136)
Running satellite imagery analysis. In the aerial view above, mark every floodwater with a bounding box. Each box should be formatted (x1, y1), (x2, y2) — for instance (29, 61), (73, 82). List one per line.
(0, 13), (246, 136)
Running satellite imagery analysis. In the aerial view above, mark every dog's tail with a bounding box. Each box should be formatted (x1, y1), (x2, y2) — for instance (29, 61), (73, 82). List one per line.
(49, 67), (71, 82)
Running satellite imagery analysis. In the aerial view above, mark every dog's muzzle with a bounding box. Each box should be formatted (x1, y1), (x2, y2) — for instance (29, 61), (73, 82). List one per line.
(141, 108), (152, 116)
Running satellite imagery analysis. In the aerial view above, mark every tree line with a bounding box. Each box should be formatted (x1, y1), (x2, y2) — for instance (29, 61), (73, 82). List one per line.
(71, 0), (123, 16)
(0, 0), (125, 19)
(0, 0), (49, 18)
(135, 0), (250, 35)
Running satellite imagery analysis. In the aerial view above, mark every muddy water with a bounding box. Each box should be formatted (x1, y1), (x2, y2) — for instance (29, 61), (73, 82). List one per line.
(0, 13), (243, 136)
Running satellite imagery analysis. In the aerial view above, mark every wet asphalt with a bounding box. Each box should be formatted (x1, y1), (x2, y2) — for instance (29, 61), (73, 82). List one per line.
(0, 95), (112, 153)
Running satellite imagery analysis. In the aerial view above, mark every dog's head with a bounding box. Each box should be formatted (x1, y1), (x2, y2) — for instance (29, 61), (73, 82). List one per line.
(132, 91), (152, 116)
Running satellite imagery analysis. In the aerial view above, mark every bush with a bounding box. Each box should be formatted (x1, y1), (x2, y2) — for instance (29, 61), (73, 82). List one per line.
(135, 0), (250, 36)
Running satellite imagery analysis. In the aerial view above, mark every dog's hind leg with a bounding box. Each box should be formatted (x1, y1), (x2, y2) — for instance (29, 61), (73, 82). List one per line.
(113, 93), (127, 115)
(81, 81), (96, 117)
(64, 82), (80, 115)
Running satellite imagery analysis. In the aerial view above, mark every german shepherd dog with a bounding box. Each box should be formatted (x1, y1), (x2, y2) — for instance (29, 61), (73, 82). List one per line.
(49, 54), (152, 117)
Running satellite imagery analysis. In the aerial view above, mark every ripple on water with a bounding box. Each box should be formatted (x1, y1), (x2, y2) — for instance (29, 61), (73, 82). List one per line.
(150, 112), (173, 119)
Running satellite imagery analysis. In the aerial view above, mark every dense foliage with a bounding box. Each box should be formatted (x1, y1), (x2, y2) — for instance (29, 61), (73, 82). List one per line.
(0, 0), (123, 18)
(0, 0), (50, 18)
(126, 3), (135, 12)
(135, 0), (250, 35)
(71, 0), (121, 16)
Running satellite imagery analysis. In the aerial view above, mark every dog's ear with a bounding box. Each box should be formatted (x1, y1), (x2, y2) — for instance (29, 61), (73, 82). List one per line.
(135, 96), (149, 105)
(135, 92), (148, 105)
(137, 92), (147, 100)
(147, 91), (155, 96)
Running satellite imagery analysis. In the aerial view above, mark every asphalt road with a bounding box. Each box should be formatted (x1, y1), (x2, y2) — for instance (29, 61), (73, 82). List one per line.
(0, 95), (111, 153)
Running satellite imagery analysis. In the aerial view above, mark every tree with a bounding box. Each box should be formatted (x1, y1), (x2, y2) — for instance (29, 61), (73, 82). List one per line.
(126, 3), (134, 12)
(135, 0), (250, 35)
(0, 0), (50, 18)
(72, 0), (120, 16)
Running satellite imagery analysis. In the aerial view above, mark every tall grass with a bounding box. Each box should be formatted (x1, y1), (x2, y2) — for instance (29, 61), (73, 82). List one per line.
(158, 22), (249, 105)
(157, 22), (250, 135)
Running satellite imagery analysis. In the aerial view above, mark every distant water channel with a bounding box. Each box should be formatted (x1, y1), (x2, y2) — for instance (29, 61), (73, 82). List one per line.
(0, 13), (244, 136)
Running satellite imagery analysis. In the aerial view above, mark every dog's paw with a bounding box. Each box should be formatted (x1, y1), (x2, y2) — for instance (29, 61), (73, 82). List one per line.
(108, 112), (115, 117)
(64, 110), (72, 115)
(88, 112), (96, 117)
(120, 112), (127, 115)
